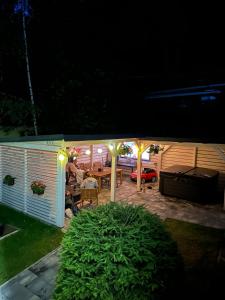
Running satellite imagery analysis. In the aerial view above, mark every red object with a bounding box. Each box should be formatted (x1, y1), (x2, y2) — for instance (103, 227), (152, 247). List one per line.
(130, 168), (157, 183)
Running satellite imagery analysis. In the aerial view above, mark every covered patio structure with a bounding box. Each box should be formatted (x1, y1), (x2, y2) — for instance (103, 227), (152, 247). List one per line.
(1, 134), (225, 227)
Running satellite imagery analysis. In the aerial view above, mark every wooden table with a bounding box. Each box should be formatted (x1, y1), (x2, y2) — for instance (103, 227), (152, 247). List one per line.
(91, 168), (123, 192)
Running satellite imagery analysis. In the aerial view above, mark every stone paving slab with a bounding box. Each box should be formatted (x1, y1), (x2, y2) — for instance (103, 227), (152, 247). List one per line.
(26, 277), (53, 300)
(0, 249), (59, 300)
(1, 282), (40, 300)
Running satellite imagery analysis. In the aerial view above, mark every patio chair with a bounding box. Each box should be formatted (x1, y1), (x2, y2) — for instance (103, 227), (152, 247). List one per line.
(80, 188), (98, 206)
(101, 174), (120, 189)
(101, 175), (111, 189)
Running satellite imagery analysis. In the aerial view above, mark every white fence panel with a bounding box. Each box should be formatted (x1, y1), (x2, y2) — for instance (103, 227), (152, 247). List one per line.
(0, 146), (60, 226)
(1, 146), (25, 211)
(26, 149), (58, 225)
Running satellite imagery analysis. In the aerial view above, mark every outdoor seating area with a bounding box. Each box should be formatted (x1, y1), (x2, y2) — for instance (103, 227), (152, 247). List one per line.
(65, 161), (124, 218)
(64, 143), (139, 217)
(1, 134), (225, 228)
(64, 172), (225, 231)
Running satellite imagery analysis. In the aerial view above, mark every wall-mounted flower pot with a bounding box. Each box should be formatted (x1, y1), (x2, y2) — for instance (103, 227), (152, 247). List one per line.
(3, 175), (15, 186)
(32, 190), (45, 196)
(31, 181), (46, 196)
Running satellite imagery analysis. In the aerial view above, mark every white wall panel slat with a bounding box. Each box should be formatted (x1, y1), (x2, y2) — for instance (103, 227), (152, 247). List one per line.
(0, 146), (60, 226)
(26, 149), (58, 225)
(161, 146), (195, 169)
(1, 146), (25, 211)
(69, 144), (109, 167)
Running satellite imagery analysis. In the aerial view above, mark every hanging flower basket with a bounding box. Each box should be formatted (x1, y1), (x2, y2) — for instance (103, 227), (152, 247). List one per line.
(147, 144), (164, 155)
(66, 147), (82, 160)
(118, 144), (133, 156)
(3, 175), (15, 186)
(31, 180), (46, 195)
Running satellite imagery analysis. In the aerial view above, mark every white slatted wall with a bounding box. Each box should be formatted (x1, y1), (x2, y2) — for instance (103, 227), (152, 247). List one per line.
(93, 144), (108, 165)
(0, 146), (59, 226)
(161, 145), (225, 192)
(1, 146), (26, 211)
(196, 147), (225, 191)
(74, 144), (108, 166)
(161, 145), (195, 169)
(76, 145), (92, 164)
(26, 149), (58, 225)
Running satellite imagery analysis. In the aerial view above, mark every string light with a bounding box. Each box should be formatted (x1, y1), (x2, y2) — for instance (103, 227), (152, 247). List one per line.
(85, 149), (91, 155)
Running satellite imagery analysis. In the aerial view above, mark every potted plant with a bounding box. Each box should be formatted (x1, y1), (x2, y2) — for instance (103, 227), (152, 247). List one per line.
(31, 180), (46, 195)
(66, 147), (82, 161)
(118, 144), (133, 156)
(147, 144), (164, 155)
(3, 175), (15, 186)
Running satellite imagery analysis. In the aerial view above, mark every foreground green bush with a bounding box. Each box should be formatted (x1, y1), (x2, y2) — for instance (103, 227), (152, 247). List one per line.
(54, 202), (182, 300)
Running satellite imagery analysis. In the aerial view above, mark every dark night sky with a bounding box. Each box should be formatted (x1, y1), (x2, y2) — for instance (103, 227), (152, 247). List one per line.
(28, 1), (225, 87)
(1, 1), (225, 138)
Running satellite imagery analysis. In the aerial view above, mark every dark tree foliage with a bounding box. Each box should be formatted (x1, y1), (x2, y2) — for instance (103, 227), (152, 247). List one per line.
(1, 1), (225, 136)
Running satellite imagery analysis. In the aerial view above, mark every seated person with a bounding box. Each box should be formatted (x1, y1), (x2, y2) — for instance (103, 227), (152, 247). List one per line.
(73, 159), (85, 185)
(80, 172), (98, 189)
(65, 190), (79, 216)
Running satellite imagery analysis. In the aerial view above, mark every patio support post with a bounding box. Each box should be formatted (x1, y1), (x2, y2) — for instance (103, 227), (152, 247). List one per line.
(111, 153), (116, 202)
(108, 143), (120, 202)
(56, 150), (66, 227)
(137, 149), (142, 192)
(24, 149), (28, 213)
(136, 141), (146, 192)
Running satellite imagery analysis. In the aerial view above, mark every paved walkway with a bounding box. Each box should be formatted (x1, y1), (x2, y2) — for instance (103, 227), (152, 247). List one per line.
(0, 249), (59, 300)
(1, 176), (225, 299)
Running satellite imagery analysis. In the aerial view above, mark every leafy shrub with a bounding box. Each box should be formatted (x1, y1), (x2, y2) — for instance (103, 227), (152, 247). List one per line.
(54, 202), (182, 300)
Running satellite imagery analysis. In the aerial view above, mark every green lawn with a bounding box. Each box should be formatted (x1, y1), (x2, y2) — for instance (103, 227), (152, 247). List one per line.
(0, 203), (63, 284)
(164, 218), (225, 299)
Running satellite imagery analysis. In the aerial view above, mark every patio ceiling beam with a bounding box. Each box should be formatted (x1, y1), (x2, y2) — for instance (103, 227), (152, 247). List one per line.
(139, 139), (225, 148)
(64, 138), (139, 147)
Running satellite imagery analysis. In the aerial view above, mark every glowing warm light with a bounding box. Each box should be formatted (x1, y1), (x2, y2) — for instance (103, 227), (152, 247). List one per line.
(97, 148), (103, 154)
(109, 144), (113, 151)
(85, 149), (91, 155)
(58, 154), (65, 161)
